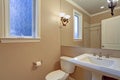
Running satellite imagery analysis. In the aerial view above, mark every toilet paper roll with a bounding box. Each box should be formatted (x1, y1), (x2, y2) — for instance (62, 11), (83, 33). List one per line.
(33, 61), (42, 67)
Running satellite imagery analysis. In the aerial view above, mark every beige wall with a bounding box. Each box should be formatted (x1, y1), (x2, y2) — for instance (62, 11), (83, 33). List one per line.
(60, 0), (91, 47)
(0, 0), (61, 80)
(90, 24), (101, 48)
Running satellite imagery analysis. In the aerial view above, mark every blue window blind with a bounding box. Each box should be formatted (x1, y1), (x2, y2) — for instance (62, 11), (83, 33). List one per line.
(74, 15), (79, 39)
(10, 0), (35, 37)
(73, 11), (82, 40)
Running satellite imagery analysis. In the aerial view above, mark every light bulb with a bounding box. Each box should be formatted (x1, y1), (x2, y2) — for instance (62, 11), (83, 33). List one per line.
(114, 0), (119, 2)
(59, 12), (65, 17)
(100, 6), (105, 9)
(107, 0), (111, 3)
(64, 15), (71, 19)
(107, 0), (118, 3)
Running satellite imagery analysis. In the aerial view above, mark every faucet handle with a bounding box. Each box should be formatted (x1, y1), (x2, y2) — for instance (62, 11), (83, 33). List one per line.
(105, 54), (110, 58)
(99, 52), (102, 57)
(93, 53), (96, 56)
(97, 52), (103, 60)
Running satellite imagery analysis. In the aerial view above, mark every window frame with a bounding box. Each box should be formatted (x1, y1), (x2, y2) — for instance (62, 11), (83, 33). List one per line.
(1, 0), (41, 43)
(73, 9), (83, 41)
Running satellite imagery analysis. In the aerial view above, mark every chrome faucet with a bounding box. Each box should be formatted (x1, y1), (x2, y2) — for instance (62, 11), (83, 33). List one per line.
(93, 53), (96, 56)
(97, 52), (102, 60)
(105, 54), (110, 58)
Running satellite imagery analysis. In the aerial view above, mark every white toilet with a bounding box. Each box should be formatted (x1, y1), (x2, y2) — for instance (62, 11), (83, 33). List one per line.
(45, 56), (75, 80)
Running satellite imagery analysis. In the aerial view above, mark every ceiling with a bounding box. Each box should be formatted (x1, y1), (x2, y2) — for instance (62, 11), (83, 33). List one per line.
(72, 0), (120, 15)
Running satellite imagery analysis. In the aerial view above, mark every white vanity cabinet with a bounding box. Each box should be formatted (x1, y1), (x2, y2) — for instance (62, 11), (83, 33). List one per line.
(101, 16), (120, 50)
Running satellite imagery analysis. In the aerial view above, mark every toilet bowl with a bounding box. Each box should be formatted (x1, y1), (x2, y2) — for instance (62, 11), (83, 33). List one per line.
(45, 56), (75, 80)
(46, 70), (69, 80)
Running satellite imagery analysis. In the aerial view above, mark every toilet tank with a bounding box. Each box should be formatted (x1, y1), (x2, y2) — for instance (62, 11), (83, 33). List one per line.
(60, 56), (75, 74)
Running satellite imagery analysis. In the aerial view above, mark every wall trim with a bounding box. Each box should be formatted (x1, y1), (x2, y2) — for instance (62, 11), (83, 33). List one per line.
(90, 23), (101, 27)
(83, 23), (101, 29)
(65, 0), (91, 16)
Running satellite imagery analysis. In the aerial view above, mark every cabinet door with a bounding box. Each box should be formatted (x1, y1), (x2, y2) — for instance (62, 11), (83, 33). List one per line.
(90, 26), (101, 48)
(102, 16), (120, 50)
(102, 16), (120, 44)
(102, 43), (120, 50)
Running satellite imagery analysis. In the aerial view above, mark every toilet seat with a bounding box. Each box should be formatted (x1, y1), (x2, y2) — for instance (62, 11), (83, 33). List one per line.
(46, 70), (69, 80)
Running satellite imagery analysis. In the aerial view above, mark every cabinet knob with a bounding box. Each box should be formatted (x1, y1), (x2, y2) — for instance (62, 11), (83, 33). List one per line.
(102, 45), (104, 47)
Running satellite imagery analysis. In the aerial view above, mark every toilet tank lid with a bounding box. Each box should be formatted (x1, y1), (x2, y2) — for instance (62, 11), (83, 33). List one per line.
(60, 56), (73, 61)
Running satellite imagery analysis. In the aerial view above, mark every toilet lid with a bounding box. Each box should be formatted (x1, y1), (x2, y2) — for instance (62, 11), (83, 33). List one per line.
(46, 70), (68, 80)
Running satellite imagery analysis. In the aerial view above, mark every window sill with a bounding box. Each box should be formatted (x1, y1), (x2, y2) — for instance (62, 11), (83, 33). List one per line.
(73, 39), (82, 41)
(0, 38), (40, 43)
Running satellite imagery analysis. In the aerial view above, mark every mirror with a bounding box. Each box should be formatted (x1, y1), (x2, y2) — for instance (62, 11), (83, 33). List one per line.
(60, 0), (120, 50)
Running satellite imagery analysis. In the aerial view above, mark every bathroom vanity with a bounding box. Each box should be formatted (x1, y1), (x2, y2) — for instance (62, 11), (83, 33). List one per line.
(67, 54), (120, 80)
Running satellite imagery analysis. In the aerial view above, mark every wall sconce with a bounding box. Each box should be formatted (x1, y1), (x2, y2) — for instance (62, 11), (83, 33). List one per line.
(59, 13), (71, 26)
(107, 0), (119, 16)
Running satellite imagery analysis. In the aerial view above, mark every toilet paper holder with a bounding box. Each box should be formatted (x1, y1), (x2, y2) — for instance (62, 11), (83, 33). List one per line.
(33, 60), (42, 67)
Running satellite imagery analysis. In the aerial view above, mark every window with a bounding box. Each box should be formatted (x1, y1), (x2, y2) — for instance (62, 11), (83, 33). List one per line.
(73, 10), (82, 40)
(10, 0), (34, 37)
(2, 0), (40, 42)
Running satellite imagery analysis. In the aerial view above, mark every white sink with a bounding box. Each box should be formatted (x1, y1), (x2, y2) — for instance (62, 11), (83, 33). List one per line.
(71, 54), (120, 80)
(77, 54), (114, 67)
